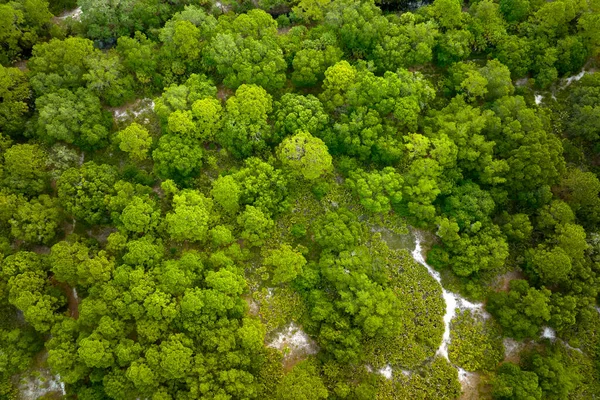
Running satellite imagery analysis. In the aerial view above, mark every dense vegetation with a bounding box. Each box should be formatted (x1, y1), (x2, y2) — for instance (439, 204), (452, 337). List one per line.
(1, 0), (600, 398)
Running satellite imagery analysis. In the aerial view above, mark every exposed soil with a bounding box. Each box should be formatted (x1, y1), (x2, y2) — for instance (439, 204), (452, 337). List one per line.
(503, 338), (529, 364)
(217, 86), (234, 102)
(52, 7), (82, 23)
(52, 278), (80, 319)
(493, 270), (526, 292)
(16, 351), (65, 400)
(267, 322), (319, 371)
(86, 226), (116, 245)
(244, 295), (260, 317)
(111, 98), (155, 125)
(459, 370), (483, 400)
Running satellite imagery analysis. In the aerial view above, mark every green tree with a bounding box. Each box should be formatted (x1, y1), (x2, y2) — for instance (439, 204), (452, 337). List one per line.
(0, 0), (52, 64)
(498, 212), (533, 242)
(487, 280), (551, 340)
(116, 32), (161, 89)
(264, 244), (307, 285)
(219, 84), (273, 158)
(548, 293), (577, 332)
(166, 190), (213, 242)
(432, 0), (464, 30)
(293, 0), (330, 22)
(565, 72), (600, 145)
(275, 359), (328, 400)
(292, 46), (342, 87)
(272, 94), (329, 143)
(78, 333), (115, 369)
(494, 36), (532, 78)
(83, 50), (136, 106)
(211, 175), (241, 215)
(153, 74), (217, 126)
(237, 205), (274, 247)
(557, 168), (600, 227)
(232, 158), (290, 216)
(28, 37), (99, 94)
(152, 134), (203, 184)
(57, 162), (118, 225)
(123, 236), (164, 268)
(491, 96), (565, 208)
(324, 0), (388, 58)
(79, 0), (175, 41)
(204, 10), (286, 91)
(277, 131), (333, 181)
(3, 252), (62, 333)
(492, 362), (542, 400)
(468, 0), (507, 52)
(314, 209), (362, 252)
(526, 351), (580, 399)
(120, 196), (160, 234)
(499, 0), (530, 22)
(159, 19), (204, 78)
(535, 200), (575, 232)
(526, 245), (572, 286)
(433, 223), (509, 278)
(49, 240), (90, 286)
(0, 65), (29, 135)
(372, 14), (438, 73)
(479, 60), (514, 101)
(3, 144), (48, 196)
(346, 167), (403, 213)
(147, 334), (194, 380)
(9, 195), (60, 244)
(189, 97), (223, 142)
(115, 123), (152, 162)
(435, 29), (473, 66)
(36, 88), (111, 149)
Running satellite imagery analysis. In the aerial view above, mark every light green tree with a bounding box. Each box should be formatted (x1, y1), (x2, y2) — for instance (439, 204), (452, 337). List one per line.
(277, 131), (333, 180)
(166, 190), (214, 242)
(264, 244), (307, 285)
(115, 123), (152, 162)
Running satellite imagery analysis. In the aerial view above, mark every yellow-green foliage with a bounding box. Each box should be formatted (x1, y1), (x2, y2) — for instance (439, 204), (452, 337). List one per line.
(256, 347), (284, 397)
(376, 357), (461, 399)
(253, 286), (308, 335)
(363, 239), (445, 369)
(448, 309), (504, 371)
(559, 308), (600, 398)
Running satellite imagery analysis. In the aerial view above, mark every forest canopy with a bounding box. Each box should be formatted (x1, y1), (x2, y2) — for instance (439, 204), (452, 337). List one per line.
(1, 0), (600, 398)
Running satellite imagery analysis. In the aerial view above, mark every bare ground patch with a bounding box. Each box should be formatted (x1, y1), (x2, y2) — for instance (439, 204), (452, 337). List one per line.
(267, 322), (319, 371)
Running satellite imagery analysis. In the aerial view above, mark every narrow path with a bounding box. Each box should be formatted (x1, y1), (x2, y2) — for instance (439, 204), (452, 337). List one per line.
(411, 234), (488, 360)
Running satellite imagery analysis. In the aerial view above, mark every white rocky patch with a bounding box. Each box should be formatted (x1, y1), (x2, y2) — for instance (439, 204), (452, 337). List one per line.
(503, 338), (524, 359)
(378, 365), (393, 380)
(457, 367), (473, 382)
(19, 373), (65, 400)
(58, 7), (82, 21)
(268, 322), (318, 359)
(535, 94), (543, 105)
(265, 287), (274, 299)
(541, 326), (556, 340)
(133, 99), (155, 118)
(515, 78), (528, 87)
(539, 326), (583, 353)
(113, 98), (155, 122)
(564, 70), (587, 86)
